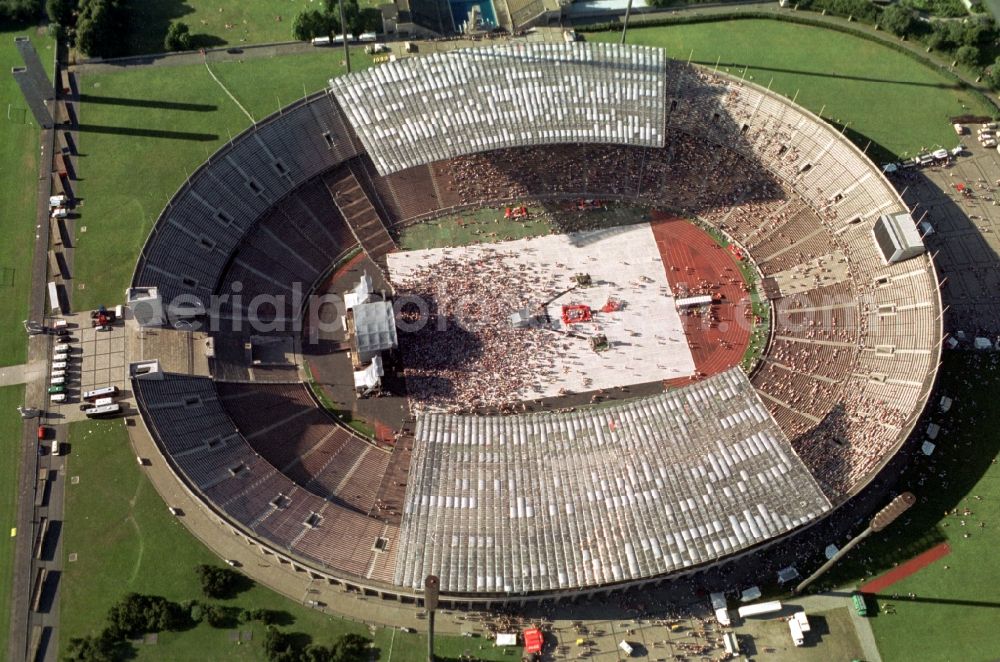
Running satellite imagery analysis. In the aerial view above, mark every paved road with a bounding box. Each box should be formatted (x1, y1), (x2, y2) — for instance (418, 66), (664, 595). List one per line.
(8, 109), (56, 661)
(794, 590), (882, 662)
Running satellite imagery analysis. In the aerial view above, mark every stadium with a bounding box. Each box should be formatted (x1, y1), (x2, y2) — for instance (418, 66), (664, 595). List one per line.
(125, 42), (941, 606)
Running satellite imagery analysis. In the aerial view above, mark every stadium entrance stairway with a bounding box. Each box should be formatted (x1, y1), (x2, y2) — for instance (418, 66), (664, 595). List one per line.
(323, 167), (396, 268)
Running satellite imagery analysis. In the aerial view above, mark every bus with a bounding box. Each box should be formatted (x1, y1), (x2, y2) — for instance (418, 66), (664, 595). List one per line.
(83, 386), (118, 402)
(852, 592), (868, 617)
(85, 403), (121, 419)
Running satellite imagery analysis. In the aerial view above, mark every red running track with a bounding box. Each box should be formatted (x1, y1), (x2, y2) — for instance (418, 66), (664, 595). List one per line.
(859, 542), (951, 594)
(650, 213), (753, 385)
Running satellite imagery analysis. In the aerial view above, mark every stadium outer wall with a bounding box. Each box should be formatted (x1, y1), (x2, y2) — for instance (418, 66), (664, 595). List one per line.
(127, 64), (944, 607)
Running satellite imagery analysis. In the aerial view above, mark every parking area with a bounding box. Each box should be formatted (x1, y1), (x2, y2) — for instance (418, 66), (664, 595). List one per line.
(44, 313), (127, 422)
(897, 135), (1000, 335)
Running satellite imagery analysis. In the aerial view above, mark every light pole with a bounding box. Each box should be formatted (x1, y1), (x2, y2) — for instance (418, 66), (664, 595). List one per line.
(620, 0), (633, 45)
(425, 575), (439, 662)
(339, 0), (351, 73)
(795, 492), (916, 595)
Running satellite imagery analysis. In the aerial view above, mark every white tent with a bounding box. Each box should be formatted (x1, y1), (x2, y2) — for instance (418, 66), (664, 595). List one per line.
(344, 272), (374, 310)
(777, 566), (800, 583)
(496, 633), (517, 646)
(354, 355), (385, 392)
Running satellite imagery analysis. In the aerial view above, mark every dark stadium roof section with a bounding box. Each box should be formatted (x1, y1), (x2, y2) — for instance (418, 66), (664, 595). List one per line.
(329, 43), (667, 176)
(128, 43), (943, 602)
(397, 368), (831, 594)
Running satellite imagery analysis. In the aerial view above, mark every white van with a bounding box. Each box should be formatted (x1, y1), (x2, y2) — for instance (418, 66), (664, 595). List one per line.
(50, 370), (65, 379)
(50, 376), (65, 386)
(51, 440), (60, 456)
(49, 393), (66, 403)
(52, 361), (66, 370)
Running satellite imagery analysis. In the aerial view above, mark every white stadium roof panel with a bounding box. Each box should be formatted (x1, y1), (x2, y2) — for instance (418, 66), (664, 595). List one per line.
(394, 368), (831, 593)
(330, 43), (667, 175)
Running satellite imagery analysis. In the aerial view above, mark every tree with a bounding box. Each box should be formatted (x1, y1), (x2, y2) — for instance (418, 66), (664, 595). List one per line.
(963, 18), (998, 46)
(45, 0), (74, 25)
(926, 24), (947, 50)
(242, 607), (281, 625)
(989, 57), (1000, 89)
(880, 5), (915, 37)
(0, 0), (41, 22)
(164, 20), (192, 51)
(76, 0), (128, 58)
(330, 633), (369, 662)
(263, 627), (297, 662)
(196, 564), (243, 599)
(65, 628), (121, 662)
(303, 645), (334, 662)
(943, 20), (966, 49)
(326, 0), (368, 36)
(292, 9), (332, 41)
(957, 44), (980, 66)
(203, 604), (230, 628)
(106, 593), (187, 638)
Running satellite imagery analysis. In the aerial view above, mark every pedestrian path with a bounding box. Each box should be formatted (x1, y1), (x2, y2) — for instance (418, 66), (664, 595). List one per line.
(0, 362), (47, 387)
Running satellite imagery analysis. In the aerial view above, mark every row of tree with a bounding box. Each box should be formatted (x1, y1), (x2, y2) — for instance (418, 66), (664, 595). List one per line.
(64, 564), (371, 662)
(790, 0), (1000, 89)
(291, 0), (373, 42)
(45, 0), (128, 57)
(265, 629), (369, 662)
(66, 592), (370, 662)
(0, 0), (39, 22)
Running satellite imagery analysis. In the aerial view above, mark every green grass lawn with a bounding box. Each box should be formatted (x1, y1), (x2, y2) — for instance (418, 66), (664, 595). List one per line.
(60, 419), (513, 660)
(802, 353), (1000, 662)
(0, 386), (26, 658)
(72, 48), (370, 310)
(126, 0), (384, 56)
(0, 25), (54, 366)
(398, 206), (553, 250)
(127, 0), (307, 55)
(591, 19), (992, 160)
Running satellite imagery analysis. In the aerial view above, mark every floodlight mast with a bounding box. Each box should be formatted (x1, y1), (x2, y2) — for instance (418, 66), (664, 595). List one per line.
(620, 0), (633, 45)
(794, 492), (916, 595)
(424, 575), (439, 661)
(340, 0), (351, 73)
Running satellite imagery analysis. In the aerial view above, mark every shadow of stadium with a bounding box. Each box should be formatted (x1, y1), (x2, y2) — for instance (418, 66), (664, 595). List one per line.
(691, 60), (966, 91)
(786, 157), (1000, 590)
(76, 93), (218, 112)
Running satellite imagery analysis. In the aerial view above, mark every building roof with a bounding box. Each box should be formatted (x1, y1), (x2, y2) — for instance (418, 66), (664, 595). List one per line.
(353, 301), (398, 356)
(354, 354), (385, 390)
(330, 43), (666, 175)
(873, 211), (925, 263)
(345, 272), (374, 310)
(394, 368), (830, 593)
